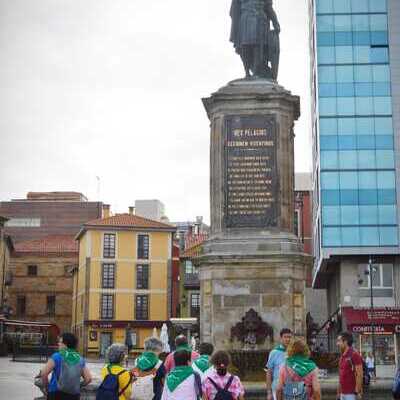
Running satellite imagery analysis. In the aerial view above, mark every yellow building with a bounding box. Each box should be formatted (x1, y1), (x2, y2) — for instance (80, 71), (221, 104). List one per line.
(72, 208), (175, 357)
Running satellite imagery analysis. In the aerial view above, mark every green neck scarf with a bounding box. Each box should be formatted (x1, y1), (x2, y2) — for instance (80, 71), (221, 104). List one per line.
(286, 355), (317, 378)
(59, 348), (81, 366)
(275, 344), (286, 352)
(193, 355), (210, 373)
(137, 352), (159, 371)
(166, 366), (194, 392)
(176, 344), (192, 353)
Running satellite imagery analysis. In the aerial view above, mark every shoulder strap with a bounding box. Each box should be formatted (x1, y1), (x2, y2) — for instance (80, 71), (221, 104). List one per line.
(194, 372), (203, 399)
(118, 370), (132, 396)
(224, 375), (235, 391)
(117, 368), (127, 377)
(208, 377), (222, 391)
(284, 366), (294, 383)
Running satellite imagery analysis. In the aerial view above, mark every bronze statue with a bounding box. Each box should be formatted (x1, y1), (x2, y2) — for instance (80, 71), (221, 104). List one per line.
(230, 0), (280, 80)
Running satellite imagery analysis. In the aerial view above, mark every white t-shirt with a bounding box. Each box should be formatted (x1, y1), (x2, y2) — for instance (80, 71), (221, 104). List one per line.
(366, 357), (374, 368)
(161, 375), (197, 400)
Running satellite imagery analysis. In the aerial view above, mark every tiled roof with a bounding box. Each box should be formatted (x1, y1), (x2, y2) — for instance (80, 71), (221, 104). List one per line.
(84, 213), (176, 230)
(182, 233), (208, 258)
(14, 235), (78, 255)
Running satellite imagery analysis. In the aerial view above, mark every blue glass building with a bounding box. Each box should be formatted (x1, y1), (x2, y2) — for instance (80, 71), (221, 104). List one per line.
(310, 0), (400, 367)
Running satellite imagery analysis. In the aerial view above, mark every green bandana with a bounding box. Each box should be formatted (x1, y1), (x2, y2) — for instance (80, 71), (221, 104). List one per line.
(176, 344), (192, 353)
(166, 366), (194, 392)
(286, 355), (317, 378)
(193, 355), (210, 373)
(275, 344), (286, 352)
(59, 348), (81, 366)
(137, 352), (159, 371)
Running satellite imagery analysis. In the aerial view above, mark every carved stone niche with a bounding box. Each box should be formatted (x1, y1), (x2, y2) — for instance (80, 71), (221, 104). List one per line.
(231, 308), (274, 350)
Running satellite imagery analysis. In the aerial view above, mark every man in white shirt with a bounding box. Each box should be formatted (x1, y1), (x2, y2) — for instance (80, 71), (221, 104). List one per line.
(161, 350), (201, 400)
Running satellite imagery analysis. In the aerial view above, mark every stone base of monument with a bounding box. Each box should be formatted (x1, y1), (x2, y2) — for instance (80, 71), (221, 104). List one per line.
(200, 78), (311, 349)
(199, 231), (311, 349)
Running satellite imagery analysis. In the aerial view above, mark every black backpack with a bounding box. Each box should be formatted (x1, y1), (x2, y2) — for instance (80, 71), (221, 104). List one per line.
(96, 366), (131, 400)
(208, 375), (235, 400)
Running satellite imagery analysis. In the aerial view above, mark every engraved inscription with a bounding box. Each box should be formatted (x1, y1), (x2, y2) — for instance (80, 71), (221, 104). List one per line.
(224, 116), (278, 228)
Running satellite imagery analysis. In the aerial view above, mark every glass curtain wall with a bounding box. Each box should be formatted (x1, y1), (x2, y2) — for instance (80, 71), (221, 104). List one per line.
(316, 0), (398, 247)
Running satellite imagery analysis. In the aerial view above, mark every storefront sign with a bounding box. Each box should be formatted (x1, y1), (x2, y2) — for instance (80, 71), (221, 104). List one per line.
(351, 325), (393, 334)
(87, 320), (166, 329)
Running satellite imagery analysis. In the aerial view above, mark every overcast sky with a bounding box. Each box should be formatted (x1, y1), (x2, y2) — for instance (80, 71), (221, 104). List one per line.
(0, 0), (311, 223)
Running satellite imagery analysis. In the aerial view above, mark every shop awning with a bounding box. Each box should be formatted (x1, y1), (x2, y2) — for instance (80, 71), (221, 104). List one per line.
(342, 307), (400, 334)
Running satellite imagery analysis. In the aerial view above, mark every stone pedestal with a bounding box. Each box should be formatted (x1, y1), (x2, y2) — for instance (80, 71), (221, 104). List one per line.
(199, 79), (311, 349)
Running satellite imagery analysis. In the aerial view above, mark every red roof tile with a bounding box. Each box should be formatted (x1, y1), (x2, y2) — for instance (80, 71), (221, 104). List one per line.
(182, 233), (208, 258)
(14, 235), (78, 255)
(84, 213), (176, 230)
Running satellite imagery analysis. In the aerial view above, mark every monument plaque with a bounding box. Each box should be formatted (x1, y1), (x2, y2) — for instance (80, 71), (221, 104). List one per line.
(224, 115), (278, 229)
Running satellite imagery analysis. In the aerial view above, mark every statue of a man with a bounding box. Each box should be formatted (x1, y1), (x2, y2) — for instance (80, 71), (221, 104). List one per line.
(230, 0), (280, 80)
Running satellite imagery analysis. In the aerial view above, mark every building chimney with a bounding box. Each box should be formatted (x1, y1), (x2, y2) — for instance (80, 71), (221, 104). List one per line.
(103, 204), (111, 218)
(129, 206), (135, 215)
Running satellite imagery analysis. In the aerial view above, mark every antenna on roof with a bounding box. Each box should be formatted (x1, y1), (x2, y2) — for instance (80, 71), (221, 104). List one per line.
(96, 176), (101, 200)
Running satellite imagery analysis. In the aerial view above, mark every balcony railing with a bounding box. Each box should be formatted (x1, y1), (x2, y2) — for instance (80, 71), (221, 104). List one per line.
(184, 273), (200, 288)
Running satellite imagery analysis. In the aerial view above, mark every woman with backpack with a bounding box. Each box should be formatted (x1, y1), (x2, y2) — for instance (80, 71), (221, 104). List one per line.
(276, 339), (321, 400)
(202, 350), (244, 400)
(97, 343), (132, 400)
(41, 332), (92, 400)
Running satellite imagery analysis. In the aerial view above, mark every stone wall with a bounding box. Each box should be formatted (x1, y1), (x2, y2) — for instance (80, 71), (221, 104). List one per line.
(8, 254), (76, 332)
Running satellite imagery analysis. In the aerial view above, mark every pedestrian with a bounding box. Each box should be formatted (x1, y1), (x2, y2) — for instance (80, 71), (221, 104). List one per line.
(202, 350), (244, 400)
(276, 339), (321, 400)
(161, 350), (202, 400)
(131, 337), (165, 400)
(393, 363), (400, 400)
(41, 332), (92, 400)
(97, 343), (132, 400)
(266, 328), (293, 400)
(337, 332), (364, 400)
(164, 335), (199, 373)
(365, 352), (375, 380)
(192, 342), (214, 382)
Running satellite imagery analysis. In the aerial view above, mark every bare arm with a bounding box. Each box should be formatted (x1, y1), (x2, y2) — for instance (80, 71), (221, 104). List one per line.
(312, 370), (321, 400)
(275, 367), (285, 400)
(266, 369), (273, 400)
(355, 365), (363, 396)
(41, 358), (55, 393)
(81, 366), (92, 386)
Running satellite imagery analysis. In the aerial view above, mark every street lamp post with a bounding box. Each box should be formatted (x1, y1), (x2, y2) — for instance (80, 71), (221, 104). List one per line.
(368, 256), (377, 379)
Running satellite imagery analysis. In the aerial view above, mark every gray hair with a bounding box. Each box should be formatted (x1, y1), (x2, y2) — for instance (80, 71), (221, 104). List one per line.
(106, 343), (127, 364)
(144, 337), (163, 352)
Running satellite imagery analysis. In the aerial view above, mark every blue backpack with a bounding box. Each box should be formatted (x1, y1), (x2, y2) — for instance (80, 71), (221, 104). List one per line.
(96, 366), (131, 400)
(282, 367), (307, 400)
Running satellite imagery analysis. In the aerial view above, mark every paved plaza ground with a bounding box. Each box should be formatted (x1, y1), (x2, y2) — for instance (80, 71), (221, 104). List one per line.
(0, 357), (393, 400)
(0, 357), (104, 399)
